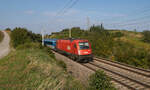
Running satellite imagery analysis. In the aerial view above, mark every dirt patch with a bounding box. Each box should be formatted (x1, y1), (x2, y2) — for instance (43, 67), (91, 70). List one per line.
(0, 31), (10, 59)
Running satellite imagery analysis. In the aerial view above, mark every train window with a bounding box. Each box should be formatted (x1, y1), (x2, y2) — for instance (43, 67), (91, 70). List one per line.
(79, 42), (89, 49)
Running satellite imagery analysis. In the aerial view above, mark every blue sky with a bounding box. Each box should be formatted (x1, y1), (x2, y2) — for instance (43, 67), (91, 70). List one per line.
(0, 0), (150, 33)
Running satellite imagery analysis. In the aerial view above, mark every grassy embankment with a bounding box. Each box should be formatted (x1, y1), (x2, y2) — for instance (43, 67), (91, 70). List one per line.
(0, 31), (4, 42)
(0, 43), (85, 90)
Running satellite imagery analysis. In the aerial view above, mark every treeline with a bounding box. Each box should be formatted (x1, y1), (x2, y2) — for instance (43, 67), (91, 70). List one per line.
(11, 27), (41, 48)
(52, 25), (150, 69)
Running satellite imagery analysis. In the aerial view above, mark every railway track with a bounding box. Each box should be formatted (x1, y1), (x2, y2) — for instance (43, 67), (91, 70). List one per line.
(81, 57), (150, 90)
(52, 50), (150, 89)
(94, 57), (150, 77)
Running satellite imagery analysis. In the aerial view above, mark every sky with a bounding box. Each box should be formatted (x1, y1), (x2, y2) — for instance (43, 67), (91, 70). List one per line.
(0, 0), (150, 34)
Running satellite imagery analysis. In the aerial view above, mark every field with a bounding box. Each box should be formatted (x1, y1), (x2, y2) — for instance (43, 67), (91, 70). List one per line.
(0, 31), (4, 42)
(0, 45), (85, 90)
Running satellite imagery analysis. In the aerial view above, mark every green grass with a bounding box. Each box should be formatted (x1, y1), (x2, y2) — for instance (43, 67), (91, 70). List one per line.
(111, 30), (150, 69)
(114, 30), (150, 50)
(0, 48), (85, 90)
(0, 31), (4, 42)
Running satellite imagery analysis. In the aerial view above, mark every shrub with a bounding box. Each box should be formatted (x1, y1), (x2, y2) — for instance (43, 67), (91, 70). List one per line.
(113, 32), (124, 38)
(11, 27), (32, 47)
(89, 70), (116, 90)
(16, 42), (42, 50)
(11, 27), (41, 48)
(142, 30), (150, 43)
(113, 41), (150, 69)
(5, 28), (11, 31)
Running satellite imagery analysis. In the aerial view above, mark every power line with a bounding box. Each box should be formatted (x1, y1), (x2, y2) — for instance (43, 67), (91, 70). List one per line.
(104, 15), (150, 27)
(55, 0), (74, 16)
(100, 7), (150, 22)
(60, 0), (79, 16)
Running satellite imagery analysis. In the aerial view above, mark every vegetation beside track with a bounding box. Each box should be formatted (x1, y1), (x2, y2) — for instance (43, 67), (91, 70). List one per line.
(0, 27), (115, 90)
(51, 25), (150, 69)
(0, 28), (85, 90)
(89, 70), (116, 90)
(0, 44), (85, 89)
(0, 31), (4, 42)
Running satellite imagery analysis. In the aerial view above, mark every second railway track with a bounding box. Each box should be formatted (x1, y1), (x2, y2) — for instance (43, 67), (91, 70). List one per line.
(81, 57), (150, 90)
(94, 57), (150, 77)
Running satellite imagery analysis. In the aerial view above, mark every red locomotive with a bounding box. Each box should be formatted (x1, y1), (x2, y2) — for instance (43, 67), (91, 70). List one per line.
(56, 39), (93, 62)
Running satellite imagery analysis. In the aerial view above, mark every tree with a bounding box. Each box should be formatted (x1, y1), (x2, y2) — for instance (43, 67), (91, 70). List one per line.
(100, 23), (104, 30)
(5, 28), (11, 31)
(143, 30), (150, 43)
(11, 27), (41, 48)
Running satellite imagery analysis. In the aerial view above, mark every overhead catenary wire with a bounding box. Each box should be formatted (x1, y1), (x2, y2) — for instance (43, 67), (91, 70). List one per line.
(55, 0), (74, 17)
(100, 6), (150, 22)
(98, 6), (150, 30)
(102, 9), (150, 30)
(104, 15), (150, 27)
(60, 0), (79, 16)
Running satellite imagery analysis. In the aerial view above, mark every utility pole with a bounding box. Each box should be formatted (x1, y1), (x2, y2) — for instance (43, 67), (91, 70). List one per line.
(69, 28), (71, 38)
(41, 29), (44, 46)
(87, 16), (90, 30)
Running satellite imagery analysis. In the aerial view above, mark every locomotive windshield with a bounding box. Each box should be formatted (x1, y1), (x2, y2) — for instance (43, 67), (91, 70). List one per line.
(79, 42), (89, 49)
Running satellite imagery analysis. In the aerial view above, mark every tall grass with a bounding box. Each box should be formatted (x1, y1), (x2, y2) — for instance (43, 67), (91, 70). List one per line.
(0, 46), (85, 90)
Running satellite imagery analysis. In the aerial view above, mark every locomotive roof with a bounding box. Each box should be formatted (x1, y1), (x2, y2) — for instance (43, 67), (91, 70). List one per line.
(61, 38), (86, 40)
(44, 38), (57, 42)
(59, 38), (88, 42)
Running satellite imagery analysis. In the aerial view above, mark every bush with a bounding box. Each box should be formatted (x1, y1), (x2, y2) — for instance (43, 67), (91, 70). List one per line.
(113, 32), (124, 38)
(5, 28), (11, 31)
(113, 41), (150, 69)
(142, 30), (150, 43)
(11, 27), (32, 47)
(16, 42), (42, 50)
(89, 70), (116, 90)
(11, 27), (41, 48)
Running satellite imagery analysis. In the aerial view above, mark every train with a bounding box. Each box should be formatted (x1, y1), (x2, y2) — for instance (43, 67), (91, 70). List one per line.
(44, 38), (93, 62)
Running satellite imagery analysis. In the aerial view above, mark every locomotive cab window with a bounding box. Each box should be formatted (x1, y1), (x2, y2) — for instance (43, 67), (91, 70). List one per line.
(79, 42), (89, 50)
